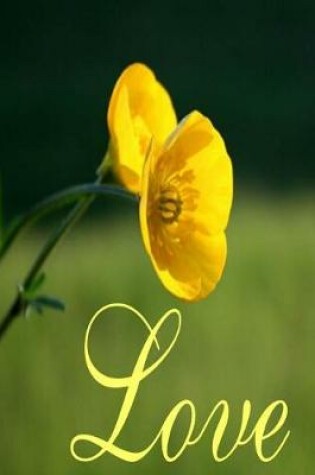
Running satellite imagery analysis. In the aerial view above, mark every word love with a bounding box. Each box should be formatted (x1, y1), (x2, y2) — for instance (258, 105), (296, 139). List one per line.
(70, 303), (290, 464)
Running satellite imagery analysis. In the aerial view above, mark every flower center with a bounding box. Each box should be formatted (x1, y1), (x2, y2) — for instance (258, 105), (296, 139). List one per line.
(158, 186), (182, 224)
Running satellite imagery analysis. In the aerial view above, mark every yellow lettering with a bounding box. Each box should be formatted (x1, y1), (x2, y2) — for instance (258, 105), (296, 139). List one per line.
(253, 400), (290, 462)
(70, 304), (290, 465)
(70, 303), (181, 462)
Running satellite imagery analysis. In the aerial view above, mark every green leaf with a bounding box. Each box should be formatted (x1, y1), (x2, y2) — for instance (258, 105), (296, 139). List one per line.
(33, 295), (66, 312)
(25, 300), (44, 318)
(23, 294), (66, 318)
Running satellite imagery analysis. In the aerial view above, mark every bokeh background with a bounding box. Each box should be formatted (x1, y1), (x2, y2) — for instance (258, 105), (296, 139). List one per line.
(0, 1), (314, 474)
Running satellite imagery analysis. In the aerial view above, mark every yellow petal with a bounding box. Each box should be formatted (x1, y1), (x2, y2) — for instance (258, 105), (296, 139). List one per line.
(107, 63), (177, 193)
(154, 232), (227, 301)
(140, 110), (233, 301)
(160, 111), (233, 234)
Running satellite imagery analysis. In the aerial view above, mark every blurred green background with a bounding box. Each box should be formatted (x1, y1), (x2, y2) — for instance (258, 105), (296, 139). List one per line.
(0, 0), (314, 474)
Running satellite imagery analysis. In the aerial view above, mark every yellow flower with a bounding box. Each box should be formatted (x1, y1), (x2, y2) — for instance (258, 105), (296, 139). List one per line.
(102, 63), (177, 194)
(139, 111), (233, 301)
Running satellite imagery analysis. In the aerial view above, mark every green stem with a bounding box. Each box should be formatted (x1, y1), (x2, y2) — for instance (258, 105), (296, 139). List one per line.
(0, 183), (135, 261)
(0, 298), (24, 341)
(0, 183), (137, 341)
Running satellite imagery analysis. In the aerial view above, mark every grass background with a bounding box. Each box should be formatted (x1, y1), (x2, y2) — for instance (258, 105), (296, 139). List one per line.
(0, 193), (314, 474)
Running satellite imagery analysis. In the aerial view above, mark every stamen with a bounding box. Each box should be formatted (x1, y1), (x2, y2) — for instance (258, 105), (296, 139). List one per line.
(158, 186), (182, 224)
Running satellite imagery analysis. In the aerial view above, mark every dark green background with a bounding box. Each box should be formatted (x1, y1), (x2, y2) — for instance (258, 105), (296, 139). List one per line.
(1, 0), (314, 215)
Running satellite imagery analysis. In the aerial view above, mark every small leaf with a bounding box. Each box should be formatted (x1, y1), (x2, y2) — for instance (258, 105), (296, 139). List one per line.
(25, 300), (44, 318)
(33, 295), (66, 312)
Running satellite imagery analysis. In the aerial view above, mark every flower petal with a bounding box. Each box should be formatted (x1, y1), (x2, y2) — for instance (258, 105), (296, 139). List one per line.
(155, 231), (227, 301)
(140, 110), (233, 301)
(161, 111), (233, 234)
(107, 63), (177, 193)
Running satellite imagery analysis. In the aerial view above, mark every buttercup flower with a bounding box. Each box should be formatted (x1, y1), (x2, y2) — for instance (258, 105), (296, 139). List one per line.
(102, 63), (177, 193)
(140, 111), (233, 301)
